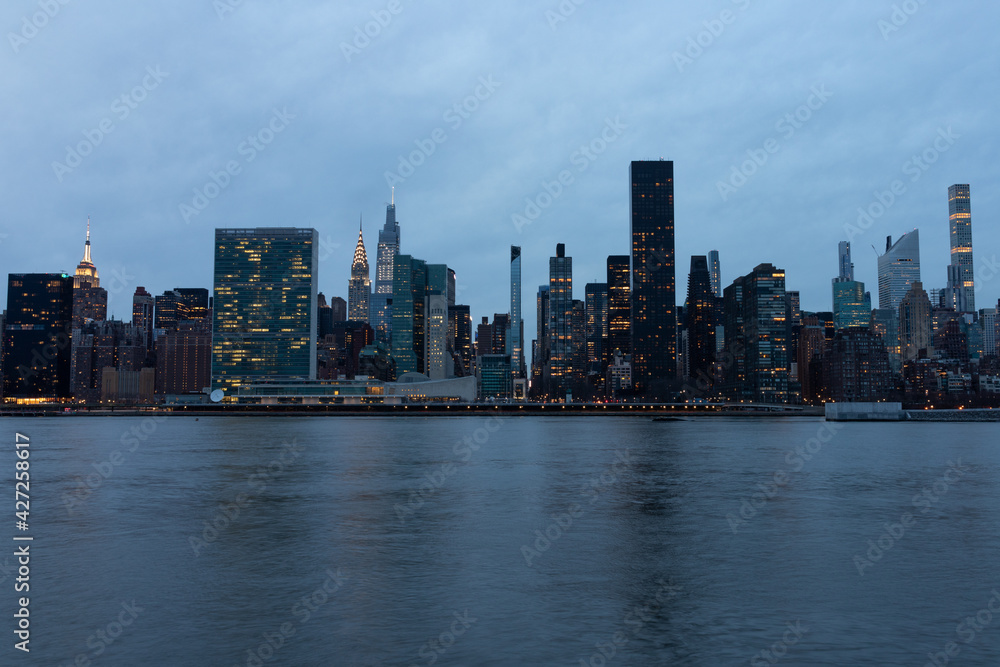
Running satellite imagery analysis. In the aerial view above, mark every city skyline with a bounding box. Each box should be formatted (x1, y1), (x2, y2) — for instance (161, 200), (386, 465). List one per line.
(2, 3), (998, 346)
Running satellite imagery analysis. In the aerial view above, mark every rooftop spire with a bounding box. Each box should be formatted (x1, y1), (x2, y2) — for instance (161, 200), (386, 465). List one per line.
(352, 216), (369, 271)
(83, 216), (92, 264)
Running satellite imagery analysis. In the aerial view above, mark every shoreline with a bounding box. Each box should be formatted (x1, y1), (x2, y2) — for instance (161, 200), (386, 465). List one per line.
(0, 404), (826, 418)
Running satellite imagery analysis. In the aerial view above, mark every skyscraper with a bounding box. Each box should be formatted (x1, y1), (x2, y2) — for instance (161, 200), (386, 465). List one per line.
(531, 285), (550, 394)
(425, 264), (451, 379)
(509, 246), (524, 379)
(630, 160), (676, 393)
(3, 273), (74, 401)
(71, 220), (107, 327)
(154, 288), (210, 330)
(371, 194), (401, 341)
(131, 286), (155, 355)
(390, 255), (450, 377)
(946, 184), (975, 313)
(547, 244), (573, 397)
(606, 255), (631, 363)
(832, 242), (870, 330)
(877, 230), (921, 311)
(686, 256), (716, 382)
(899, 281), (933, 361)
(211, 228), (318, 393)
(391, 254), (427, 375)
(708, 250), (722, 298)
(449, 304), (473, 375)
(348, 220), (371, 323)
(837, 241), (854, 282)
(723, 264), (789, 403)
(585, 282), (608, 375)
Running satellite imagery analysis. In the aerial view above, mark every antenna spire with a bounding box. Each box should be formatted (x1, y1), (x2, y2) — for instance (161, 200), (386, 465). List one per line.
(83, 216), (92, 264)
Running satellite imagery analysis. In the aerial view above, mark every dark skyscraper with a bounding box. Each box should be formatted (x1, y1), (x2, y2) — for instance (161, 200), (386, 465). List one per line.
(585, 282), (609, 375)
(509, 246), (524, 379)
(724, 264), (789, 403)
(449, 304), (472, 375)
(708, 250), (722, 298)
(630, 160), (676, 394)
(606, 255), (631, 363)
(686, 256), (715, 382)
(532, 285), (550, 395)
(154, 288), (210, 331)
(3, 273), (74, 401)
(132, 286), (154, 352)
(548, 244), (573, 397)
(330, 296), (347, 323)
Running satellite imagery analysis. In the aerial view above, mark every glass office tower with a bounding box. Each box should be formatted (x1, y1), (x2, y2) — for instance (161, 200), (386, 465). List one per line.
(2, 273), (74, 401)
(630, 160), (676, 393)
(946, 184), (974, 313)
(211, 228), (318, 393)
(509, 246), (524, 379)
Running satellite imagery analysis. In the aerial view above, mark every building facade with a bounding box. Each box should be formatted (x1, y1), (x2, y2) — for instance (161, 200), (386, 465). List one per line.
(3, 273), (74, 402)
(509, 246), (524, 379)
(371, 198), (400, 342)
(630, 160), (676, 394)
(211, 228), (318, 393)
(946, 184), (975, 313)
(877, 230), (921, 311)
(899, 281), (933, 361)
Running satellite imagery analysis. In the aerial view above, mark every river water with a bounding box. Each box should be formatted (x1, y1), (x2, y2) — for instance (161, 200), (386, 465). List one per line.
(3, 416), (999, 666)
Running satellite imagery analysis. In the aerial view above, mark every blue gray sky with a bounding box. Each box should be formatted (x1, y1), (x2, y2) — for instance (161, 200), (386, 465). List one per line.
(2, 1), (997, 340)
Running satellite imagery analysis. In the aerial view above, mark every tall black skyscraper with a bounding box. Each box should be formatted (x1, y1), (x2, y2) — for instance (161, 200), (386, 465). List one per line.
(547, 244), (573, 397)
(606, 255), (631, 364)
(686, 256), (715, 382)
(630, 160), (676, 394)
(585, 282), (608, 374)
(3, 273), (74, 401)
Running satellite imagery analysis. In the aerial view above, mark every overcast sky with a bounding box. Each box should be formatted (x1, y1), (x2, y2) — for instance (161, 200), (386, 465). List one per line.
(2, 1), (997, 342)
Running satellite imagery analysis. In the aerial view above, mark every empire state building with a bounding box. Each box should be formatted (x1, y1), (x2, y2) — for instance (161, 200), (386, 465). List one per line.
(72, 218), (107, 326)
